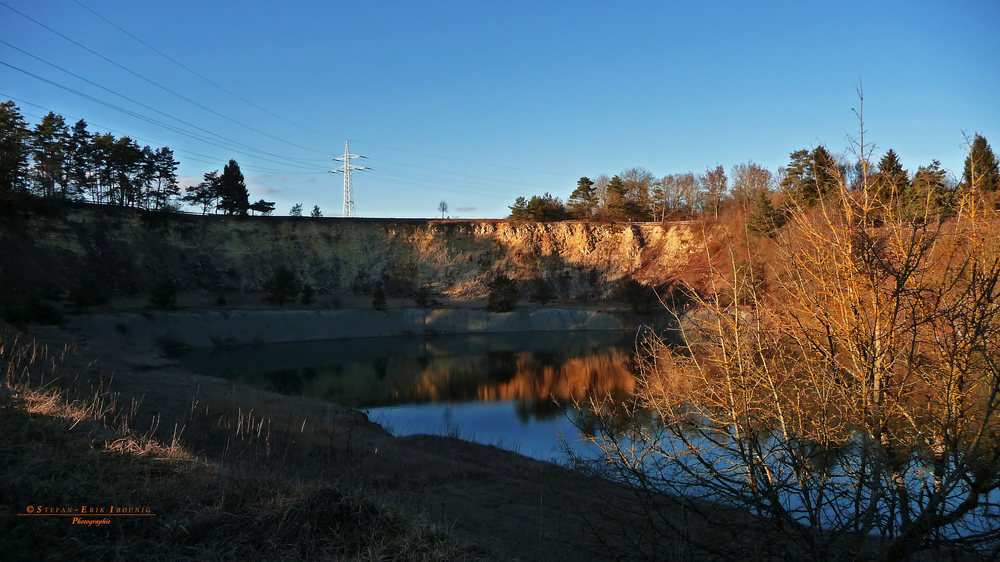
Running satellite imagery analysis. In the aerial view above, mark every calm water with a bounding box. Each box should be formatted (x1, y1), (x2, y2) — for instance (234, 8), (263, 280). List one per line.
(175, 331), (643, 462)
(174, 330), (999, 540)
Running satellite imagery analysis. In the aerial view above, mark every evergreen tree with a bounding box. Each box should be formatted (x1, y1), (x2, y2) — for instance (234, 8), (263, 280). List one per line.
(311, 205), (323, 218)
(0, 100), (31, 195)
(486, 274), (519, 312)
(372, 285), (387, 310)
(567, 176), (597, 219)
(182, 171), (220, 215)
(249, 199), (275, 216)
(109, 136), (144, 207)
(508, 196), (529, 220)
(962, 134), (999, 193)
(31, 112), (70, 198)
(89, 132), (115, 203)
(605, 175), (629, 220)
(524, 193), (566, 221)
(781, 147), (838, 204)
(903, 160), (950, 222)
(746, 191), (785, 237)
(149, 147), (179, 211)
(289, 203), (303, 217)
(264, 266), (301, 306)
(66, 119), (93, 200)
(873, 149), (908, 203)
(217, 159), (249, 215)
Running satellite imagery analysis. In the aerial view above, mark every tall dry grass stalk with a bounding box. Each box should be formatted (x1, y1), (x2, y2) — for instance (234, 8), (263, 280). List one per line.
(1, 330), (483, 561)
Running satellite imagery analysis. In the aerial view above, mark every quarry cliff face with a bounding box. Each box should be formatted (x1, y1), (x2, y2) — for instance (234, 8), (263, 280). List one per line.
(1, 206), (705, 299)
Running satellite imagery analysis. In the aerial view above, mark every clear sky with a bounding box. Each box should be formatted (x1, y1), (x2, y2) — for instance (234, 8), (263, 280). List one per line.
(1, 0), (997, 218)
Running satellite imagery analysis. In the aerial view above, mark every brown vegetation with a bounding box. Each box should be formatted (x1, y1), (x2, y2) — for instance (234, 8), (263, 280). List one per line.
(574, 133), (1000, 560)
(0, 334), (482, 561)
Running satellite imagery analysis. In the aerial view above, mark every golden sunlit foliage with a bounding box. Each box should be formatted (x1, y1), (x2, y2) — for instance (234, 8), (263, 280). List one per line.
(576, 131), (1000, 560)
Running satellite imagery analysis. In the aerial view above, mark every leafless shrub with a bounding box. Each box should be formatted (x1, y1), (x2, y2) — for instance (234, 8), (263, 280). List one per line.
(573, 120), (1000, 560)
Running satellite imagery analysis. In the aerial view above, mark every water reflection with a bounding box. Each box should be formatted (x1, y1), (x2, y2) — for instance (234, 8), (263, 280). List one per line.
(176, 331), (639, 430)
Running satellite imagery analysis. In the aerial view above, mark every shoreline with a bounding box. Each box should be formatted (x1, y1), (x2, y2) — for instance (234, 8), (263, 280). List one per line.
(65, 306), (671, 349)
(2, 318), (666, 560)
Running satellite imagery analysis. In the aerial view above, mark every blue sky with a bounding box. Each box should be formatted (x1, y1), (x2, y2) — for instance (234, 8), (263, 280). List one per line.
(1, 0), (997, 218)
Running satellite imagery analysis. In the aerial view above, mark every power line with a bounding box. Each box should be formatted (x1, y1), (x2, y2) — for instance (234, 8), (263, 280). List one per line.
(0, 42), (324, 169)
(5, 87), (554, 203)
(352, 140), (575, 178)
(1, 2), (572, 200)
(371, 168), (527, 197)
(365, 175), (514, 200)
(67, 0), (576, 180)
(367, 157), (557, 192)
(0, 0), (331, 158)
(70, 0), (339, 144)
(13, 105), (322, 177)
(0, 61), (329, 173)
(0, 56), (565, 195)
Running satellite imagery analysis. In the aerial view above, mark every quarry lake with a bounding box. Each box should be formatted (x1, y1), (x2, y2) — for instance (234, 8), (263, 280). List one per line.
(175, 330), (643, 462)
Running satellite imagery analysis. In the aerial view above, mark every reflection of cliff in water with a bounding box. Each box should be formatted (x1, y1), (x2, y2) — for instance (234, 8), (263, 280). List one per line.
(176, 331), (638, 419)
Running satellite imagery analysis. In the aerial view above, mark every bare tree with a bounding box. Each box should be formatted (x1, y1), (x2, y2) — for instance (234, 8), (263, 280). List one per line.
(674, 172), (699, 219)
(575, 136), (1000, 559)
(700, 165), (728, 219)
(592, 174), (611, 212)
(730, 161), (774, 211)
(620, 167), (656, 218)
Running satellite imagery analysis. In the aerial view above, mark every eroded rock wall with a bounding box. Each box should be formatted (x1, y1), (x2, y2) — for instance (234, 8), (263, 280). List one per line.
(1, 205), (704, 299)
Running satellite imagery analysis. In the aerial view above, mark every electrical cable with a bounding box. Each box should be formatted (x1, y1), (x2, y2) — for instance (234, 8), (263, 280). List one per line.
(1, 4), (571, 201)
(69, 0), (577, 180)
(0, 61), (330, 173)
(0, 41), (325, 169)
(0, 0), (334, 158)
(70, 0), (339, 144)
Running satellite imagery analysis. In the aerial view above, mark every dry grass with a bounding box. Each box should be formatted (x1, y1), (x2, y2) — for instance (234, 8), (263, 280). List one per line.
(0, 331), (488, 561)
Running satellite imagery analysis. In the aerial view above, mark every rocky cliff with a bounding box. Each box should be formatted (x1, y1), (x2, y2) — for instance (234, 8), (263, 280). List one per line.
(0, 204), (705, 301)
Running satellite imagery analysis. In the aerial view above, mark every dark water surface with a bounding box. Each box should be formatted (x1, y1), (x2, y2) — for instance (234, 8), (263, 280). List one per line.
(175, 331), (641, 461)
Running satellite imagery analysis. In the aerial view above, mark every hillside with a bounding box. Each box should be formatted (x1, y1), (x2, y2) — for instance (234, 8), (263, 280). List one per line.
(0, 203), (704, 303)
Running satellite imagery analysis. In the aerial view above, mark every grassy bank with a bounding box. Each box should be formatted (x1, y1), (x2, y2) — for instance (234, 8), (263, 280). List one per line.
(0, 334), (484, 561)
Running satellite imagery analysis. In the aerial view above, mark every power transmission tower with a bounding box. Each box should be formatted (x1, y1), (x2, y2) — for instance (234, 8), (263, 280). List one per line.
(330, 140), (369, 217)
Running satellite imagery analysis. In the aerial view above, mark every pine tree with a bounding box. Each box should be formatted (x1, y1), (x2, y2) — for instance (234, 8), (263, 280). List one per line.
(31, 112), (70, 198)
(66, 119), (93, 200)
(0, 100), (31, 195)
(508, 196), (529, 220)
(372, 285), (387, 311)
(486, 274), (519, 312)
(903, 160), (950, 222)
(148, 147), (179, 210)
(746, 191), (785, 237)
(264, 266), (301, 306)
(567, 176), (597, 219)
(605, 175), (628, 220)
(781, 147), (838, 204)
(873, 149), (908, 203)
(963, 134), (999, 193)
(217, 159), (249, 215)
(249, 199), (275, 216)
